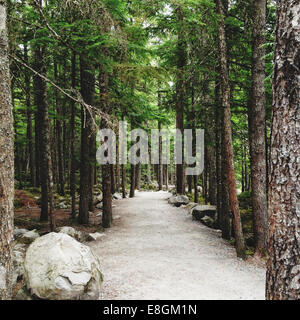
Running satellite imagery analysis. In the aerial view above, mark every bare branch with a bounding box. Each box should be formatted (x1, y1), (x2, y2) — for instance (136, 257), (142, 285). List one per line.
(10, 54), (116, 130)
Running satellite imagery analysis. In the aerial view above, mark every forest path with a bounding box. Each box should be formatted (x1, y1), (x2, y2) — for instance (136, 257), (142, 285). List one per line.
(89, 191), (266, 300)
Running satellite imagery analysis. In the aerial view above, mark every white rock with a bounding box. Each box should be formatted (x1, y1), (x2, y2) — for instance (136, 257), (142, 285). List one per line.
(57, 226), (91, 243)
(113, 193), (122, 200)
(0, 266), (6, 290)
(96, 203), (103, 209)
(24, 233), (103, 300)
(14, 228), (29, 239)
(12, 243), (27, 284)
(58, 202), (67, 209)
(57, 226), (77, 238)
(17, 230), (40, 245)
(168, 195), (189, 207)
(88, 233), (105, 241)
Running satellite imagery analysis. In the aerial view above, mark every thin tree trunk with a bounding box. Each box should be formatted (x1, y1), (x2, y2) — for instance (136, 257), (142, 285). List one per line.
(78, 56), (94, 225)
(0, 0), (14, 299)
(129, 164), (136, 198)
(121, 164), (126, 198)
(266, 0), (300, 300)
(215, 78), (223, 227)
(54, 60), (65, 196)
(24, 43), (35, 187)
(216, 0), (245, 258)
(70, 52), (77, 218)
(176, 7), (186, 195)
(164, 165), (169, 190)
(33, 45), (49, 222)
(115, 137), (120, 193)
(135, 163), (141, 190)
(250, 0), (268, 256)
(158, 121), (163, 191)
(99, 70), (112, 228)
(110, 164), (116, 194)
(207, 127), (216, 205)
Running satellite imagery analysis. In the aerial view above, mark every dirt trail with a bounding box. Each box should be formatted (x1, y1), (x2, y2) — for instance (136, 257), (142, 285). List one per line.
(90, 191), (265, 300)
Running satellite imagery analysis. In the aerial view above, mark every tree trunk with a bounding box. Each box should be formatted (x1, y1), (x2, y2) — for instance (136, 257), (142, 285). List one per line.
(54, 60), (65, 196)
(135, 163), (141, 190)
(102, 162), (112, 228)
(78, 56), (94, 225)
(24, 43), (35, 187)
(99, 70), (112, 228)
(70, 52), (77, 218)
(164, 165), (169, 190)
(33, 44), (50, 222)
(110, 164), (116, 194)
(215, 77), (223, 227)
(266, 0), (300, 300)
(250, 0), (268, 256)
(216, 0), (245, 258)
(0, 0), (14, 299)
(176, 7), (186, 195)
(221, 112), (231, 240)
(158, 121), (163, 191)
(129, 164), (136, 198)
(207, 127), (216, 205)
(115, 137), (120, 193)
(121, 164), (126, 198)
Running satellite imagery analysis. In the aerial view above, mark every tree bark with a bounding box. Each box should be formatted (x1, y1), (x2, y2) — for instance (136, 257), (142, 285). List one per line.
(158, 121), (163, 191)
(175, 7), (186, 195)
(24, 43), (35, 187)
(215, 77), (223, 227)
(250, 0), (268, 256)
(121, 163), (126, 198)
(99, 70), (112, 228)
(33, 44), (50, 222)
(78, 56), (95, 225)
(70, 52), (77, 218)
(115, 137), (120, 193)
(110, 164), (116, 194)
(129, 164), (136, 198)
(0, 0), (14, 299)
(216, 0), (245, 258)
(266, 0), (300, 300)
(54, 59), (65, 196)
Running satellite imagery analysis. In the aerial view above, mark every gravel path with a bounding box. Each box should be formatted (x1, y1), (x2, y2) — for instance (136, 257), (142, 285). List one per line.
(89, 191), (266, 300)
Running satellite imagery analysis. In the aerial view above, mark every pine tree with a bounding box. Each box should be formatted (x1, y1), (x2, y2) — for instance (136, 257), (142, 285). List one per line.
(0, 0), (14, 300)
(266, 0), (300, 300)
(250, 0), (268, 257)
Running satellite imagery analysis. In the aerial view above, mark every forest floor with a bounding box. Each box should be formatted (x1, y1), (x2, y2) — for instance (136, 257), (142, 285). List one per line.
(89, 191), (266, 300)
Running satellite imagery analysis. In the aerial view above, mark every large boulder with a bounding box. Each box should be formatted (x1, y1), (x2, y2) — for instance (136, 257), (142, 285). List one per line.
(192, 205), (217, 221)
(168, 195), (190, 207)
(24, 233), (103, 300)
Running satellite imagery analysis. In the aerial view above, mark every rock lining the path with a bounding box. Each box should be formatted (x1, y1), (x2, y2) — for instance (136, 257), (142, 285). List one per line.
(168, 195), (190, 207)
(192, 205), (217, 220)
(24, 232), (103, 300)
